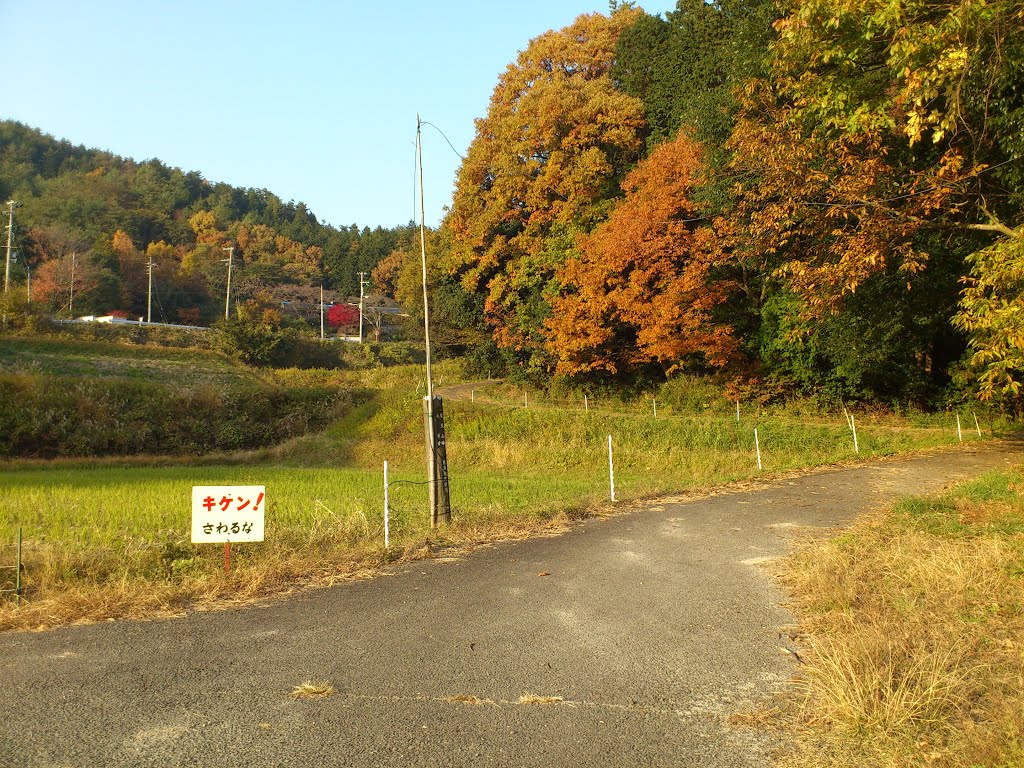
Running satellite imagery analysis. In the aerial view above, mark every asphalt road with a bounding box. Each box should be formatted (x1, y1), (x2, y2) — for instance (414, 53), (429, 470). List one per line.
(2, 443), (1021, 768)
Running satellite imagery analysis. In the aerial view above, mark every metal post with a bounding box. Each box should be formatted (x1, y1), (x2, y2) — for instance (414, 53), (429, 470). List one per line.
(320, 285), (325, 339)
(974, 413), (982, 437)
(222, 247), (234, 320)
(956, 411), (963, 443)
(851, 415), (859, 454)
(754, 428), (762, 471)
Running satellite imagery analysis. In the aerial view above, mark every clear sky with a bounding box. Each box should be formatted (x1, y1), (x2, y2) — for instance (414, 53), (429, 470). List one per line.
(1, 1), (676, 230)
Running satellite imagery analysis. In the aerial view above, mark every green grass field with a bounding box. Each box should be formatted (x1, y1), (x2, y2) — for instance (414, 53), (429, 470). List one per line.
(0, 339), (1000, 630)
(0, 336), (254, 386)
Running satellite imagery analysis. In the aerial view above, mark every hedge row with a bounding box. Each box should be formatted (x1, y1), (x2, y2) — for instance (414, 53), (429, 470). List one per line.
(0, 374), (366, 458)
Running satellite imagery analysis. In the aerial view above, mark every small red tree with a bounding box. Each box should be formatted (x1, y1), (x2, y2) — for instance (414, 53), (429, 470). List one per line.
(327, 303), (359, 329)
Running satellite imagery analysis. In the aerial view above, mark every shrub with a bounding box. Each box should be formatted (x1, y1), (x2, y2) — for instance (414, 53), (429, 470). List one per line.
(0, 373), (369, 458)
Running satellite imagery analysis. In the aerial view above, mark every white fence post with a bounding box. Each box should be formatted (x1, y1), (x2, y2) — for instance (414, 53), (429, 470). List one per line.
(608, 434), (616, 503)
(383, 460), (390, 549)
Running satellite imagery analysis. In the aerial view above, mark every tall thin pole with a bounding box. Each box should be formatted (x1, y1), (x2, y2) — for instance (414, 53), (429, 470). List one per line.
(417, 114), (438, 526)
(68, 253), (76, 316)
(3, 200), (14, 293)
(358, 271), (367, 343)
(146, 251), (154, 323)
(417, 118), (433, 402)
(320, 284), (325, 339)
(222, 247), (234, 320)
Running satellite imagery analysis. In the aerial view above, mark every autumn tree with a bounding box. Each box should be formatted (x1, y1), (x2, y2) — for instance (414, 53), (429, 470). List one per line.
(326, 302), (359, 330)
(444, 10), (647, 357)
(713, 0), (1023, 399)
(371, 249), (405, 299)
(31, 252), (108, 315)
(547, 131), (737, 378)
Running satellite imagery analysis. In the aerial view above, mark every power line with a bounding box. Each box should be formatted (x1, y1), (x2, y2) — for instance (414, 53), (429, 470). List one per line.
(419, 120), (466, 161)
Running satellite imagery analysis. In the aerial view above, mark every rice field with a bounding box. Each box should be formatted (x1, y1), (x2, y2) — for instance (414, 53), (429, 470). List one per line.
(0, 352), (997, 630)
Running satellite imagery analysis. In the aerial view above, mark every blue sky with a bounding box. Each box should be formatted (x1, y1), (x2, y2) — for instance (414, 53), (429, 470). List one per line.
(1, 1), (676, 229)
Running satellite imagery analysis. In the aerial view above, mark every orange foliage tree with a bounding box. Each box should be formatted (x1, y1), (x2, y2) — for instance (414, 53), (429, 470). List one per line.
(444, 10), (646, 354)
(547, 132), (737, 376)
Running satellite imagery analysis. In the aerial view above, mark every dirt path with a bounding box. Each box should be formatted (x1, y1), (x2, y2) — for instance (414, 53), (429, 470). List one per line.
(2, 442), (1020, 767)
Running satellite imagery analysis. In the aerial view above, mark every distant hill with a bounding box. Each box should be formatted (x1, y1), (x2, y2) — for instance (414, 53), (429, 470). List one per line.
(0, 120), (414, 324)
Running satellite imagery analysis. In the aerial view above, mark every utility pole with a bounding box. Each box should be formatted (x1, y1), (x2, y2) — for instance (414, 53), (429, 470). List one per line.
(417, 114), (450, 527)
(68, 253), (76, 317)
(222, 246), (234, 320)
(358, 271), (369, 343)
(4, 200), (15, 293)
(146, 250), (154, 323)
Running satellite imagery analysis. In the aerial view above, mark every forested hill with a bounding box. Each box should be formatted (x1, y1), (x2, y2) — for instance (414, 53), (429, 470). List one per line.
(0, 120), (414, 323)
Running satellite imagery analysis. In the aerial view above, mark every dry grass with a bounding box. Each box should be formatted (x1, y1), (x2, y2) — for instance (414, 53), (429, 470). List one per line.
(289, 681), (335, 699)
(774, 470), (1024, 768)
(446, 694), (498, 706)
(517, 693), (565, 705)
(0, 508), (579, 632)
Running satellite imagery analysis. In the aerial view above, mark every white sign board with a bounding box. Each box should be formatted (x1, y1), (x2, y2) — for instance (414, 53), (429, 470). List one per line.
(191, 485), (265, 543)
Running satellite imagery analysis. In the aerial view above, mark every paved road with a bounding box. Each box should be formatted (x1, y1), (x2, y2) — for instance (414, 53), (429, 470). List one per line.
(2, 443), (1021, 768)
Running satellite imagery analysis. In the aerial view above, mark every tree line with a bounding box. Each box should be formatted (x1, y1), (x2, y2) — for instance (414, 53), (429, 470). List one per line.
(425, 0), (1022, 409)
(0, 119), (416, 326)
(3, 0), (1022, 408)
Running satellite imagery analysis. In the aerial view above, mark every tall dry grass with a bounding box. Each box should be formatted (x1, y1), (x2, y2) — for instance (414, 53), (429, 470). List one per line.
(777, 471), (1024, 767)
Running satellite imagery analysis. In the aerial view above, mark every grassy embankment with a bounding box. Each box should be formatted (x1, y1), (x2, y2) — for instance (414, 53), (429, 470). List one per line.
(776, 469), (1024, 768)
(0, 335), (998, 631)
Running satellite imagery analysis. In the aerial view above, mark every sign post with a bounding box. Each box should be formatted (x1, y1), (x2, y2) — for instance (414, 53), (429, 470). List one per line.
(191, 486), (266, 573)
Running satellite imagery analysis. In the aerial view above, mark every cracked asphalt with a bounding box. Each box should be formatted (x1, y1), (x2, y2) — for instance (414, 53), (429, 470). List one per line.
(2, 442), (1021, 768)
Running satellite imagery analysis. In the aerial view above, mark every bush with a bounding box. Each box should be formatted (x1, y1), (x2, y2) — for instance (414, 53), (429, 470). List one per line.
(0, 373), (370, 458)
